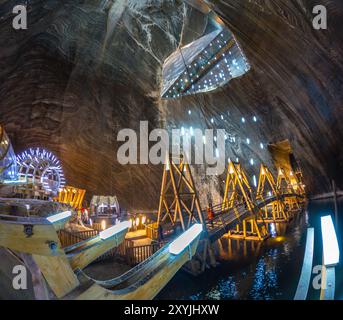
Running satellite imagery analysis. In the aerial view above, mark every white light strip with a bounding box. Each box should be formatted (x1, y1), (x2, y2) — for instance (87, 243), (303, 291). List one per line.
(169, 224), (203, 255)
(321, 215), (340, 266)
(294, 228), (314, 300)
(47, 211), (72, 223)
(99, 221), (130, 240)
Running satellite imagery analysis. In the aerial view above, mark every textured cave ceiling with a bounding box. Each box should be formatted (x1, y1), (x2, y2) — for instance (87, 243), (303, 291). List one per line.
(0, 0), (342, 210)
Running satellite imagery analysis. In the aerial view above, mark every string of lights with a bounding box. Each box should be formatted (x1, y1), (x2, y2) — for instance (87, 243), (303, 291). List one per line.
(16, 147), (66, 193)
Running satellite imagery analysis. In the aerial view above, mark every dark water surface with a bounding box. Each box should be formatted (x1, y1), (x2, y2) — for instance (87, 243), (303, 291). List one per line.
(157, 199), (342, 300)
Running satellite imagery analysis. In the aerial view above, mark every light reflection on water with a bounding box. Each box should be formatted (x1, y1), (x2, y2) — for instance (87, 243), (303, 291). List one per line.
(190, 277), (239, 300)
(157, 213), (308, 300)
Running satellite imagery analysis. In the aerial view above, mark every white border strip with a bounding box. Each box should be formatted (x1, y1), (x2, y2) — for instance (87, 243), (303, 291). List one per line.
(47, 211), (71, 223)
(294, 228), (314, 300)
(169, 224), (203, 255)
(321, 215), (339, 266)
(99, 221), (130, 240)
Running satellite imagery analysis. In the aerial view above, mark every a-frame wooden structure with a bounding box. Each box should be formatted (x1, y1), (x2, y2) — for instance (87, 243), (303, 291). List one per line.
(157, 154), (205, 231)
(156, 154), (216, 274)
(276, 167), (300, 210)
(256, 164), (289, 222)
(276, 168), (293, 192)
(222, 160), (268, 241)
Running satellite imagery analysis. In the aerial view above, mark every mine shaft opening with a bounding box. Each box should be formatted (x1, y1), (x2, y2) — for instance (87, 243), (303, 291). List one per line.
(161, 3), (250, 99)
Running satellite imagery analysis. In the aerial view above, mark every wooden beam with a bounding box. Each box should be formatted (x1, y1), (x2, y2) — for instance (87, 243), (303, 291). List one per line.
(33, 254), (79, 299)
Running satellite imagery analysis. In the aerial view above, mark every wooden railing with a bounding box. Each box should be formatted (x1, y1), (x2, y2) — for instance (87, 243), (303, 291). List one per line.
(91, 223), (103, 232)
(146, 222), (158, 240)
(73, 229), (99, 240)
(125, 241), (163, 265)
(58, 229), (99, 248)
(59, 228), (165, 266)
(58, 230), (84, 248)
(94, 239), (165, 266)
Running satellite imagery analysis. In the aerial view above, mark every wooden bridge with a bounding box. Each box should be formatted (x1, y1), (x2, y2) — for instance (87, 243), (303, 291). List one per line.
(205, 192), (305, 243)
(154, 156), (306, 273)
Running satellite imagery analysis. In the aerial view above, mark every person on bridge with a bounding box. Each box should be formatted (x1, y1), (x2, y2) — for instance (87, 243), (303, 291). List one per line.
(207, 205), (215, 227)
(158, 224), (164, 242)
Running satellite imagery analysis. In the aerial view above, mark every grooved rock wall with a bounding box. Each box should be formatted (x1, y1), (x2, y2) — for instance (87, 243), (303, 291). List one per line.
(0, 0), (342, 210)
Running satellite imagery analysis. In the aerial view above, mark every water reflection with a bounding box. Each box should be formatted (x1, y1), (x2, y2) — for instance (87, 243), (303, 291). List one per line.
(249, 257), (278, 300)
(193, 277), (239, 300)
(157, 213), (308, 300)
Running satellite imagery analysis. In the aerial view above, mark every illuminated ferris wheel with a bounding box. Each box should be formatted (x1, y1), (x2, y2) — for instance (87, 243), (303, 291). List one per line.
(16, 148), (66, 194)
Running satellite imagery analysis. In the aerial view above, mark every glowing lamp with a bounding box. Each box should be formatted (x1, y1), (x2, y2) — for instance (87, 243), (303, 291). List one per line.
(135, 217), (140, 226)
(142, 215), (146, 225)
(47, 211), (72, 223)
(99, 221), (130, 240)
(321, 215), (340, 266)
(101, 220), (106, 230)
(169, 224), (203, 255)
(253, 175), (257, 187)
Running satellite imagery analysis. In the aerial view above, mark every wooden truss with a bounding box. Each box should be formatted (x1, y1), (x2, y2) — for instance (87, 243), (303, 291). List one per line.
(277, 168), (301, 210)
(57, 186), (86, 210)
(294, 168), (306, 195)
(222, 160), (268, 241)
(157, 154), (205, 231)
(156, 154), (216, 274)
(256, 164), (289, 222)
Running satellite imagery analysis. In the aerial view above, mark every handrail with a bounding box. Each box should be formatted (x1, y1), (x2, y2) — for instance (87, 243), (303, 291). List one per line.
(204, 192), (304, 238)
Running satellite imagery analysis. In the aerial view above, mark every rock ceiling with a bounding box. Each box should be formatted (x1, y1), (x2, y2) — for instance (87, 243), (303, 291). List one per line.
(0, 0), (342, 210)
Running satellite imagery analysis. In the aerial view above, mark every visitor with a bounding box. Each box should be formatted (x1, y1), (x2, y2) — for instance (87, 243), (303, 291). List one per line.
(83, 208), (89, 224)
(111, 214), (116, 226)
(207, 205), (214, 227)
(158, 224), (164, 242)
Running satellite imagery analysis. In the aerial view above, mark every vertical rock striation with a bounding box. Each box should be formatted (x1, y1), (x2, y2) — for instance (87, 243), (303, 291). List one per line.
(0, 0), (342, 209)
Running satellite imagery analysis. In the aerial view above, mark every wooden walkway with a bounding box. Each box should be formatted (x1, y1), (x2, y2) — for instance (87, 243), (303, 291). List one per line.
(205, 193), (305, 242)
